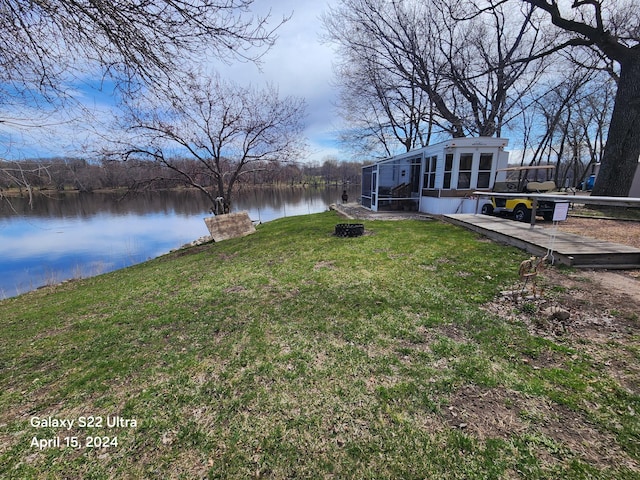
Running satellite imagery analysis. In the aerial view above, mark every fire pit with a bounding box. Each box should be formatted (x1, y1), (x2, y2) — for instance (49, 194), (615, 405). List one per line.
(334, 223), (365, 237)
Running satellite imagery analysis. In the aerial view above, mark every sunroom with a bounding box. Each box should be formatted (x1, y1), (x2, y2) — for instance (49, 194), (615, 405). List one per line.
(361, 137), (510, 215)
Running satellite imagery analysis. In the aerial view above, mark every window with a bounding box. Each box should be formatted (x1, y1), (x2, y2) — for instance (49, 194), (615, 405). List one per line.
(410, 157), (421, 194)
(423, 155), (437, 189)
(477, 153), (493, 188)
(443, 154), (454, 189)
(457, 153), (473, 189)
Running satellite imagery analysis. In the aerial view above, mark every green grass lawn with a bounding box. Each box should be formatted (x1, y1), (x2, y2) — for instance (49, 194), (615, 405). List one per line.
(1, 211), (638, 479)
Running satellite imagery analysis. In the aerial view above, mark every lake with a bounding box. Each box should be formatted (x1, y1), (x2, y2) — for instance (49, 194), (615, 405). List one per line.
(0, 186), (360, 298)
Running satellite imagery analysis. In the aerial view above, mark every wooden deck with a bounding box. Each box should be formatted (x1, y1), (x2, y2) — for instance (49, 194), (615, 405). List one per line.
(443, 214), (640, 269)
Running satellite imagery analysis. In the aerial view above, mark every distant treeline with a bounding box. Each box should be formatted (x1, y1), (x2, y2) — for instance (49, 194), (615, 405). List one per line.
(0, 157), (363, 193)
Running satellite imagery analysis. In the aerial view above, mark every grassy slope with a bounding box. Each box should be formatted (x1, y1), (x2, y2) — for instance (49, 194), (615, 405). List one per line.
(0, 211), (638, 479)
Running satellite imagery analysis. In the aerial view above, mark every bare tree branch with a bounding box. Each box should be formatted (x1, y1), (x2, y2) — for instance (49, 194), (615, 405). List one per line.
(0, 0), (288, 108)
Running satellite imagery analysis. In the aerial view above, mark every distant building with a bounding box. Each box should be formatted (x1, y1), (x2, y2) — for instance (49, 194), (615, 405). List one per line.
(632, 165), (640, 197)
(362, 137), (509, 215)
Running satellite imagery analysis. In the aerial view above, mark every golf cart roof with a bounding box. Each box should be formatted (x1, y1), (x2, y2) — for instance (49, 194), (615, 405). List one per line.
(497, 165), (556, 172)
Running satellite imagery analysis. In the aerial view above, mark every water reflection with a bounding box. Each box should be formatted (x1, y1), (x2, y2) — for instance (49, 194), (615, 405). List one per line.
(0, 186), (359, 298)
(0, 189), (213, 219)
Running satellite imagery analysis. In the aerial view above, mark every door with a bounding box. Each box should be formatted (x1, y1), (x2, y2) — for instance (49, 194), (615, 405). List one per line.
(371, 170), (378, 211)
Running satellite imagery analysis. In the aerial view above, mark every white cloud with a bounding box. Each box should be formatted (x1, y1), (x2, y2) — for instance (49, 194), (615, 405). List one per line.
(199, 0), (342, 163)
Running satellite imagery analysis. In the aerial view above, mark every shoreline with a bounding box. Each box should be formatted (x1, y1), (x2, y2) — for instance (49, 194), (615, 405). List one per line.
(0, 182), (361, 199)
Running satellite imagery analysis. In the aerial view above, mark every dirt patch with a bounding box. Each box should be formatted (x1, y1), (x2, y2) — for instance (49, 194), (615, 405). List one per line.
(485, 266), (640, 344)
(411, 323), (469, 343)
(446, 385), (638, 470)
(486, 215), (640, 339)
(579, 269), (640, 303)
(223, 285), (247, 294)
(553, 216), (640, 249)
(314, 260), (336, 270)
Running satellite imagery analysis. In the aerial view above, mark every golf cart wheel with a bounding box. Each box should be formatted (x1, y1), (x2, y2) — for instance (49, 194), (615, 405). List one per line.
(513, 204), (531, 223)
(481, 203), (494, 215)
(543, 211), (554, 221)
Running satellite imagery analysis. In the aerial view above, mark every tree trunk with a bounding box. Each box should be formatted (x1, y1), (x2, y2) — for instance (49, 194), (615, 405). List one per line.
(592, 54), (640, 197)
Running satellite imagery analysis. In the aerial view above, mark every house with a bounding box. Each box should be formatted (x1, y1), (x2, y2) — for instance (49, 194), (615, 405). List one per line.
(361, 137), (509, 214)
(632, 165), (640, 197)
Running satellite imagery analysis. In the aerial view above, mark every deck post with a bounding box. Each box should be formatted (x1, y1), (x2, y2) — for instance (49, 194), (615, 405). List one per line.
(530, 198), (538, 227)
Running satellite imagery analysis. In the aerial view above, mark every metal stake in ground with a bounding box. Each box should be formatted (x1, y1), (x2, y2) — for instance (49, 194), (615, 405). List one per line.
(546, 202), (570, 264)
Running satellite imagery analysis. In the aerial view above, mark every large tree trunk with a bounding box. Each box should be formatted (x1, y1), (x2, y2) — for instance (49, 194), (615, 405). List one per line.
(592, 55), (640, 197)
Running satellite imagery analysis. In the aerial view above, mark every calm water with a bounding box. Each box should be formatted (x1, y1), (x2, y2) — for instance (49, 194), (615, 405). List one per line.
(0, 186), (359, 298)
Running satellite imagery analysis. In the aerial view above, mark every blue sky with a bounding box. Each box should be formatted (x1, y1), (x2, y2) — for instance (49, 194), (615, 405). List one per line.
(0, 0), (343, 163)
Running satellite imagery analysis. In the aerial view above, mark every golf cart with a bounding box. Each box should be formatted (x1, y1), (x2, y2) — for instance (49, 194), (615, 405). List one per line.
(481, 165), (559, 222)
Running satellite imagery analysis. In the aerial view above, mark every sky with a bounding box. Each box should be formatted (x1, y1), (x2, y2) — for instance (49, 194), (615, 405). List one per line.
(210, 0), (343, 163)
(0, 0), (344, 164)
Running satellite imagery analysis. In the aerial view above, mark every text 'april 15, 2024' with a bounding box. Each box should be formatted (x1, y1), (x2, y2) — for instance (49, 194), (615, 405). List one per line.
(29, 415), (138, 450)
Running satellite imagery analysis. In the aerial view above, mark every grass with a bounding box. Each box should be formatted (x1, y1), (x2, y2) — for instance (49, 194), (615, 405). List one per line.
(0, 211), (638, 479)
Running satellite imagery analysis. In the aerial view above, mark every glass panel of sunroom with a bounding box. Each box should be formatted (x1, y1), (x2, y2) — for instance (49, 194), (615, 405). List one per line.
(443, 154), (454, 189)
(458, 153), (473, 189)
(477, 153), (493, 188)
(362, 165), (374, 208)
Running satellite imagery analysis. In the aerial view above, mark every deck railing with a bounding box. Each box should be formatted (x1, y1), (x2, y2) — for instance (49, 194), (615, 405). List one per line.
(472, 191), (640, 226)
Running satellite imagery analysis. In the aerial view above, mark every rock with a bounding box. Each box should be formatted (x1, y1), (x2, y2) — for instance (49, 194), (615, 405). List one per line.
(533, 316), (549, 329)
(543, 306), (570, 321)
(174, 235), (213, 251)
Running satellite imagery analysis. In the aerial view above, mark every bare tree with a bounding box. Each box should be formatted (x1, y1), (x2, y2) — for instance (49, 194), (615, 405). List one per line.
(115, 75), (306, 212)
(509, 63), (613, 187)
(513, 67), (593, 164)
(556, 74), (614, 188)
(511, 0), (640, 196)
(324, 0), (547, 150)
(328, 35), (436, 158)
(494, 37), (613, 183)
